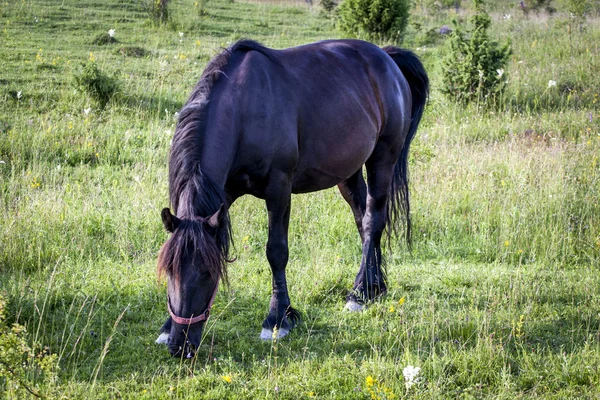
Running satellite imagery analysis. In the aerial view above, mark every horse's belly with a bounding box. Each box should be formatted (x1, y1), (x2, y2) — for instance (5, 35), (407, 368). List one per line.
(291, 170), (346, 193)
(291, 139), (375, 193)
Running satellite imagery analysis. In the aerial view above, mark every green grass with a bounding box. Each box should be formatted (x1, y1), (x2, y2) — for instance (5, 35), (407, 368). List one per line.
(1, 0), (599, 398)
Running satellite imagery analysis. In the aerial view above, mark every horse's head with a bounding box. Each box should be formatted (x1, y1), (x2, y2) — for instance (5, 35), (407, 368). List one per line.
(157, 206), (227, 357)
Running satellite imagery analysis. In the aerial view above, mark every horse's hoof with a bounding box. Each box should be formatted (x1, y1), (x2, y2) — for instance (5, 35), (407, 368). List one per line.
(155, 332), (169, 344)
(260, 327), (290, 341)
(345, 300), (366, 312)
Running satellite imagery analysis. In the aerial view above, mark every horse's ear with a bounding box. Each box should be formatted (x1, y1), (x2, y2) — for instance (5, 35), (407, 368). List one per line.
(161, 208), (180, 233)
(205, 204), (225, 229)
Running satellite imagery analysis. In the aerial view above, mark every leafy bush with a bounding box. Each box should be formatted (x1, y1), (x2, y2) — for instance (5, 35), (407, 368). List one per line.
(73, 61), (118, 108)
(0, 294), (58, 398)
(337, 0), (410, 42)
(441, 0), (511, 105)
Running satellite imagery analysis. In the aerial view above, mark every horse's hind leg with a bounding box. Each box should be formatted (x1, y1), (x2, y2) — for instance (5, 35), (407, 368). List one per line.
(346, 157), (393, 310)
(260, 172), (299, 340)
(337, 168), (367, 243)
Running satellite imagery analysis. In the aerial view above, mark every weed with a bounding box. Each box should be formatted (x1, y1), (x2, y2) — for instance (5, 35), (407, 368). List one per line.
(73, 61), (118, 108)
(0, 294), (59, 398)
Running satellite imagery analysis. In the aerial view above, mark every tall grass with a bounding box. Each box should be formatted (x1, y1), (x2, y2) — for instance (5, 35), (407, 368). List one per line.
(1, 0), (599, 398)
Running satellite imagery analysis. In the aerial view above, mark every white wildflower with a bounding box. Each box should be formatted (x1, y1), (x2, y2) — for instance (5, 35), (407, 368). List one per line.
(173, 111), (180, 121)
(503, 14), (511, 19)
(548, 80), (557, 88)
(17, 91), (22, 99)
(496, 69), (504, 78)
(84, 107), (91, 116)
(478, 70), (484, 79)
(108, 29), (115, 37)
(403, 365), (421, 389)
(178, 32), (184, 38)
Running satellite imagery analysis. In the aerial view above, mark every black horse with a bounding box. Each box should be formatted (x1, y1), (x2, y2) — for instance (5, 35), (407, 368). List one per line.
(156, 39), (428, 357)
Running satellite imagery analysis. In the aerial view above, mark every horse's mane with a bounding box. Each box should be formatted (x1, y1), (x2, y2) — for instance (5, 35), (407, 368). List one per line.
(160, 40), (276, 282)
(168, 39), (279, 216)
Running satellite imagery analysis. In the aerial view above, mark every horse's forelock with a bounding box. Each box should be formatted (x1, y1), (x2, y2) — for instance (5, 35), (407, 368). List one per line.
(157, 220), (228, 284)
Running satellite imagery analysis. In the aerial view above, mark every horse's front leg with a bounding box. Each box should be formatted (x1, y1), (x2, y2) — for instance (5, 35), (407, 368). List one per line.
(155, 317), (172, 344)
(260, 175), (299, 340)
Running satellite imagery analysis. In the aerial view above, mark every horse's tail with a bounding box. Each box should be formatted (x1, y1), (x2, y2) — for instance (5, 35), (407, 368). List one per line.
(382, 46), (429, 247)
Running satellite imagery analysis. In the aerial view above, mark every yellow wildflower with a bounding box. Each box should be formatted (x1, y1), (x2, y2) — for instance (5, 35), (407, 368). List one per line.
(366, 375), (375, 387)
(222, 375), (232, 383)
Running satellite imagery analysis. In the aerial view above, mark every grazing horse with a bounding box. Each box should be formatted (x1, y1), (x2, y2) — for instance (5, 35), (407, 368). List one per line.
(156, 39), (429, 357)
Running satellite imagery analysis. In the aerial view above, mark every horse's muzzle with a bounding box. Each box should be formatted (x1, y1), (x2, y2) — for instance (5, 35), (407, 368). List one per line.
(167, 327), (202, 358)
(168, 338), (197, 358)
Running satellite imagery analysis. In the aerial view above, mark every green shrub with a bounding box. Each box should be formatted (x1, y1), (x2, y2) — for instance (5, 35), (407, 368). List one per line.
(0, 294), (58, 398)
(73, 61), (118, 108)
(337, 0), (410, 42)
(441, 0), (511, 105)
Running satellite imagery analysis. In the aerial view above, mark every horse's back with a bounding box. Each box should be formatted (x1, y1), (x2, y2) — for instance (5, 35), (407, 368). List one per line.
(211, 40), (413, 194)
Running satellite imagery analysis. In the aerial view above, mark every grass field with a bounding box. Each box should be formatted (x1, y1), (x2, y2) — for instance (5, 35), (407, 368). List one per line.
(1, 0), (599, 398)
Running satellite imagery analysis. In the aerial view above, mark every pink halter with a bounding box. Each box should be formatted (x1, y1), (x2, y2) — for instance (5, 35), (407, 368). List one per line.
(167, 279), (220, 325)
